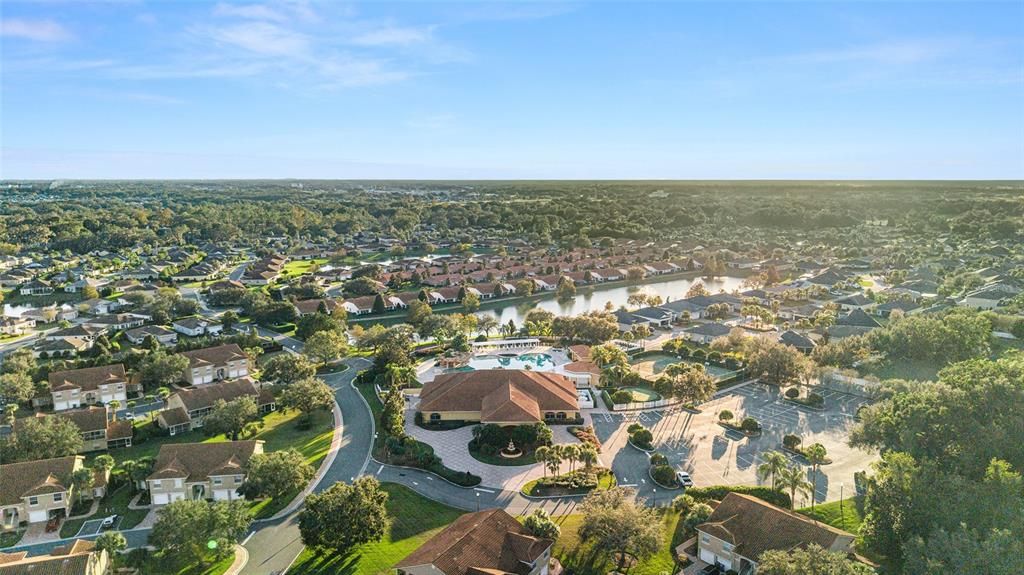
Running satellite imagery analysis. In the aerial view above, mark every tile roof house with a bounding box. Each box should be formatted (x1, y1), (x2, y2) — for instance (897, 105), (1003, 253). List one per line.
(0, 456), (83, 526)
(0, 539), (109, 575)
(157, 378), (275, 435)
(395, 509), (554, 575)
(146, 440), (264, 504)
(171, 317), (223, 338)
(47, 364), (128, 412)
(682, 322), (733, 345)
(418, 370), (579, 426)
(124, 324), (179, 346)
(695, 492), (858, 574)
(178, 343), (250, 385)
(24, 407), (133, 453)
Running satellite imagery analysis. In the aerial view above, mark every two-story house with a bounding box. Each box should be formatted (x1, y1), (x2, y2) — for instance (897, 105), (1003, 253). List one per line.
(156, 378), (276, 435)
(146, 440), (264, 504)
(171, 317), (223, 338)
(694, 493), (860, 574)
(395, 509), (555, 575)
(0, 456), (83, 526)
(179, 344), (250, 385)
(47, 364), (128, 412)
(31, 407), (134, 452)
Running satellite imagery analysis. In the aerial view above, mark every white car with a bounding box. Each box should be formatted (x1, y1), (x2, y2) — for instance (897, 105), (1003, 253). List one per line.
(676, 471), (694, 487)
(100, 515), (118, 529)
(123, 412), (136, 421)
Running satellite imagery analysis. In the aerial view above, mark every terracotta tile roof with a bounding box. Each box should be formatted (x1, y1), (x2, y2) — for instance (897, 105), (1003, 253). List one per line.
(178, 343), (247, 368)
(147, 440), (263, 483)
(418, 370), (577, 423)
(0, 540), (97, 575)
(106, 419), (134, 441)
(157, 406), (190, 427)
(568, 345), (592, 360)
(696, 492), (855, 563)
(562, 361), (600, 375)
(395, 509), (552, 575)
(0, 456), (81, 506)
(172, 378), (264, 413)
(47, 364), (126, 392)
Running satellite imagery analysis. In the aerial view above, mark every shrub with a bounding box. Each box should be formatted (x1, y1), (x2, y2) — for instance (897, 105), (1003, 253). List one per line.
(651, 464), (677, 487)
(568, 426), (602, 452)
(677, 346), (691, 358)
(650, 453), (668, 466)
(718, 409), (734, 422)
(672, 493), (696, 514)
(708, 351), (723, 362)
(630, 428), (654, 450)
(785, 387), (800, 399)
(686, 485), (791, 508)
(611, 390), (633, 404)
(474, 334), (488, 342)
(627, 422), (644, 434)
(691, 348), (707, 360)
(740, 417), (761, 433)
(783, 434), (801, 449)
(807, 392), (824, 406)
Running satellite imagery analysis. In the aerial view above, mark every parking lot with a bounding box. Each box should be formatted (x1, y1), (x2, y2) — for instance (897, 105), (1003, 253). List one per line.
(73, 516), (120, 538)
(591, 382), (877, 504)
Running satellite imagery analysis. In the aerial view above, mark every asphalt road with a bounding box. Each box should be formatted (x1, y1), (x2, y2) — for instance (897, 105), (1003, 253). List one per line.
(240, 357), (373, 575)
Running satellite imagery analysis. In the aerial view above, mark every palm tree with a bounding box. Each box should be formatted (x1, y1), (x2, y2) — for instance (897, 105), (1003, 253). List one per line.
(757, 451), (789, 491)
(778, 465), (813, 509)
(546, 446), (564, 477)
(384, 365), (416, 390)
(563, 444), (581, 473)
(803, 443), (828, 508)
(70, 467), (94, 505)
(578, 446), (599, 471)
(109, 400), (121, 422)
(535, 446), (552, 477)
(93, 454), (115, 474)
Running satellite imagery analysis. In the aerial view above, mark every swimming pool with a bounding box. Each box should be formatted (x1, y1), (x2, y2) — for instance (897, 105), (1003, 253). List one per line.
(461, 352), (557, 371)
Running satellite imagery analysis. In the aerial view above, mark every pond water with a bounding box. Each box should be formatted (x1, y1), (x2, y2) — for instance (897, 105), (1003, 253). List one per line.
(483, 275), (745, 326)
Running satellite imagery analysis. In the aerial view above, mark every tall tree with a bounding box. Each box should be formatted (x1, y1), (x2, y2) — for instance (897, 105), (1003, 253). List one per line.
(8, 416), (83, 462)
(149, 499), (251, 566)
(298, 477), (389, 555)
(758, 544), (875, 575)
(241, 449), (315, 500)
(304, 330), (348, 366)
(577, 487), (662, 571)
(0, 372), (34, 405)
(280, 377), (334, 425)
(757, 450), (789, 491)
(202, 396), (258, 440)
(777, 465), (812, 509)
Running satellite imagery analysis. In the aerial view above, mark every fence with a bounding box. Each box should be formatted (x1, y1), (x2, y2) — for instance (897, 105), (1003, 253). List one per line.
(601, 389), (683, 412)
(819, 369), (882, 399)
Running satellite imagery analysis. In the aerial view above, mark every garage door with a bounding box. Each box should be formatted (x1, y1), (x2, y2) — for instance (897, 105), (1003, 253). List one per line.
(28, 510), (47, 523)
(152, 493), (169, 505)
(699, 549), (716, 565)
(54, 401), (70, 411)
(213, 490), (231, 501)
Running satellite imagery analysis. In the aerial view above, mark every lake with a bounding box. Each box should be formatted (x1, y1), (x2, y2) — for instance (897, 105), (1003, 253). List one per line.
(482, 275), (746, 326)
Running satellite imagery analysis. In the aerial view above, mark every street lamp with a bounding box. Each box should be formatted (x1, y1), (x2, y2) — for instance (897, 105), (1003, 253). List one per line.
(476, 492), (480, 512)
(652, 488), (657, 507)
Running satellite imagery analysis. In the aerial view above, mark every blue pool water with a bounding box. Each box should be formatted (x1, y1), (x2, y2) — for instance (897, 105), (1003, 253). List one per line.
(462, 353), (556, 371)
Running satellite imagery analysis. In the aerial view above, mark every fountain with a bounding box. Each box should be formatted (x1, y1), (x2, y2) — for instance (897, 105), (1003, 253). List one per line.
(500, 439), (523, 459)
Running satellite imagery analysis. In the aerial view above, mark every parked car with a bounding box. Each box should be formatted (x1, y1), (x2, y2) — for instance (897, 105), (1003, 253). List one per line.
(101, 515), (118, 529)
(123, 412), (136, 421)
(676, 471), (694, 487)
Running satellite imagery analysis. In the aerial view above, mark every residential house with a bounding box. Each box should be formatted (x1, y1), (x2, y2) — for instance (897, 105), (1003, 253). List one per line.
(18, 279), (53, 296)
(146, 440), (264, 504)
(171, 317), (223, 338)
(614, 310), (651, 332)
(694, 492), (859, 574)
(0, 456), (83, 526)
(125, 324), (179, 346)
(835, 309), (881, 329)
(179, 344), (250, 385)
(682, 322), (733, 345)
(25, 407), (133, 453)
(778, 330), (816, 353)
(0, 539), (109, 575)
(157, 378), (275, 435)
(63, 277), (108, 294)
(47, 365), (129, 412)
(33, 337), (92, 359)
(395, 509), (554, 575)
(78, 298), (121, 316)
(0, 316), (34, 337)
(833, 294), (876, 313)
(958, 285), (1018, 310)
(82, 313), (148, 331)
(293, 298), (344, 316)
(873, 300), (921, 318)
(417, 370), (579, 426)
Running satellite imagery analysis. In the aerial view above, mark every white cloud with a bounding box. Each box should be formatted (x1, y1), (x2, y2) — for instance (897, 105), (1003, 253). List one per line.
(213, 2), (290, 23)
(351, 25), (433, 47)
(200, 21), (310, 56)
(790, 39), (958, 66)
(1, 18), (72, 42)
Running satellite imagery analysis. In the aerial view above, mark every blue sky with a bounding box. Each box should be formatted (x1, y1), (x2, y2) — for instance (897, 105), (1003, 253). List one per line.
(2, 1), (1022, 179)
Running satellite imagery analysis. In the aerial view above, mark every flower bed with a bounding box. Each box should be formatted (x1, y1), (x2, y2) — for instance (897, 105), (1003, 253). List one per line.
(568, 425), (602, 452)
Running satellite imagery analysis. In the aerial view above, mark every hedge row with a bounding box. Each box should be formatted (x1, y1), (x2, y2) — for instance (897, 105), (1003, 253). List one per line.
(685, 485), (791, 509)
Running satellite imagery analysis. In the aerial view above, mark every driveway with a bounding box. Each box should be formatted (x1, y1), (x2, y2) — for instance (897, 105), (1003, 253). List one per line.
(240, 357), (373, 575)
(254, 326), (305, 354)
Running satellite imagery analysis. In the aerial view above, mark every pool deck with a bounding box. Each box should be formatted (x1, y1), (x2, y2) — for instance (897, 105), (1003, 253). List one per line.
(417, 347), (572, 383)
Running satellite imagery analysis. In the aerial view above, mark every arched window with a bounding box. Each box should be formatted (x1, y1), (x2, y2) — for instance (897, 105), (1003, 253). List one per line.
(557, 412), (566, 419)
(430, 413), (441, 421)
(544, 412), (554, 420)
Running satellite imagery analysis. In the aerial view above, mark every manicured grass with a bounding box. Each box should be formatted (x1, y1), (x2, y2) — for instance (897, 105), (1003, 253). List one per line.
(552, 507), (686, 575)
(858, 359), (942, 382)
(88, 408), (334, 520)
(280, 259), (328, 278)
(120, 549), (235, 575)
(60, 485), (151, 538)
(288, 483), (465, 575)
(0, 529), (25, 548)
(797, 496), (865, 534)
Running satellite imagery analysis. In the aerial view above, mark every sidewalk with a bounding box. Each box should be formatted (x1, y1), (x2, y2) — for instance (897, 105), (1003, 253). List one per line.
(224, 544), (249, 575)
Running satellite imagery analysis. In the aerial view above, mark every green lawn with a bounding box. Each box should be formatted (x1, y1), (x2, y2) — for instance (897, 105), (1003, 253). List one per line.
(280, 259), (328, 279)
(621, 386), (661, 402)
(521, 469), (616, 497)
(60, 485), (151, 538)
(89, 408), (334, 520)
(288, 483), (465, 575)
(468, 444), (538, 466)
(119, 549), (235, 575)
(552, 508), (686, 575)
(797, 496), (865, 533)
